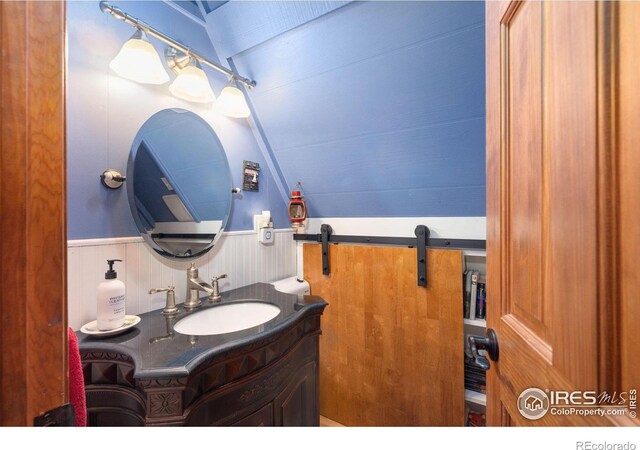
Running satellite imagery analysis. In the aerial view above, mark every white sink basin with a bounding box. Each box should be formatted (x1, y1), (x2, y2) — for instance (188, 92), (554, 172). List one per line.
(173, 302), (280, 336)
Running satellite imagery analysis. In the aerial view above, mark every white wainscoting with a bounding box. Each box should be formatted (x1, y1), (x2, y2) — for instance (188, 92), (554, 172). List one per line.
(68, 229), (296, 330)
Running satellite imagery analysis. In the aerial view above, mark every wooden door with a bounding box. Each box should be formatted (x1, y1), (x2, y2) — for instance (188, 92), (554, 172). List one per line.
(305, 245), (464, 426)
(0, 1), (67, 425)
(486, 0), (638, 426)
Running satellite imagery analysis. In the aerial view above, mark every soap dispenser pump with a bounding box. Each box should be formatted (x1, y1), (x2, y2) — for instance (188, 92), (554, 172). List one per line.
(97, 259), (126, 331)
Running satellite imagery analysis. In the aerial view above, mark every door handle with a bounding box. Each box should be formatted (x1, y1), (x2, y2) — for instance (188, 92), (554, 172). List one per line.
(467, 328), (499, 370)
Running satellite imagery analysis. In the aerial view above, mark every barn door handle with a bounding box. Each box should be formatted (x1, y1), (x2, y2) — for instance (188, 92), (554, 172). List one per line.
(468, 328), (499, 370)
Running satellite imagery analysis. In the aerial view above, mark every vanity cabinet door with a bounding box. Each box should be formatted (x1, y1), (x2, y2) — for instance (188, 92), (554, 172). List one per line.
(86, 386), (146, 426)
(231, 403), (274, 427)
(274, 362), (317, 426)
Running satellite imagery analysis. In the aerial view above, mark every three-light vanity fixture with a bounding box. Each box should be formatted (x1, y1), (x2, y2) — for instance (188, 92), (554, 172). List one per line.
(100, 1), (253, 118)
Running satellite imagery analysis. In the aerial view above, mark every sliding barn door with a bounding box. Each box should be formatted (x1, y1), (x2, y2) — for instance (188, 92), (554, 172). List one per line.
(304, 244), (464, 426)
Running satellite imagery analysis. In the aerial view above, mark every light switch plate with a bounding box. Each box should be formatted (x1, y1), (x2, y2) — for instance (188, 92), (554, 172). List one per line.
(259, 227), (274, 245)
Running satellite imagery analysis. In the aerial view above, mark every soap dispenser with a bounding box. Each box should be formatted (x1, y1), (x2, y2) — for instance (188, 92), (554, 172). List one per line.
(97, 259), (126, 330)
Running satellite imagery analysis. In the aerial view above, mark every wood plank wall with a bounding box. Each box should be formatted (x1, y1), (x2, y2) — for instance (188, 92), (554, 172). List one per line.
(304, 244), (464, 426)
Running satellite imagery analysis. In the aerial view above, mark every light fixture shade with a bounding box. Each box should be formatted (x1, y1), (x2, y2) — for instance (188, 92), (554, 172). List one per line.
(109, 30), (169, 85)
(216, 81), (251, 118)
(169, 60), (215, 103)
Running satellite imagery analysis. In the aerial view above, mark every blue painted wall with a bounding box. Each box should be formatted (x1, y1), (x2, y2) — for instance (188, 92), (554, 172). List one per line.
(224, 1), (486, 217)
(68, 0), (486, 240)
(66, 1), (289, 239)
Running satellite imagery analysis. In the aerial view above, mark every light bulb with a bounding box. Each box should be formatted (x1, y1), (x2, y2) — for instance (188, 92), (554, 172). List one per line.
(216, 80), (251, 118)
(109, 29), (169, 85)
(169, 60), (215, 103)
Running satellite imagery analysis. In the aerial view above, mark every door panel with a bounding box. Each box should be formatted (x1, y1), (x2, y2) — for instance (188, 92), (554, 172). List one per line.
(304, 245), (464, 426)
(274, 362), (316, 426)
(545, 1), (599, 391)
(487, 0), (637, 426)
(231, 403), (274, 427)
(505, 0), (547, 341)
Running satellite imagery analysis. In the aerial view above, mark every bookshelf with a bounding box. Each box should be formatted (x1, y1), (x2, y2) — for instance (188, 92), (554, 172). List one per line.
(464, 318), (486, 328)
(463, 250), (487, 427)
(464, 389), (487, 407)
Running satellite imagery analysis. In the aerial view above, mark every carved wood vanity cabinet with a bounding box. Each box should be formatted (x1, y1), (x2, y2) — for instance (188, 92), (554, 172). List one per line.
(78, 284), (327, 426)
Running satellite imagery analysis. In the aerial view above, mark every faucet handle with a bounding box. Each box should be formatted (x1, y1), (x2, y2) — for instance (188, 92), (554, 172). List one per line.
(149, 286), (178, 316)
(149, 286), (175, 294)
(211, 274), (227, 283)
(209, 274), (227, 303)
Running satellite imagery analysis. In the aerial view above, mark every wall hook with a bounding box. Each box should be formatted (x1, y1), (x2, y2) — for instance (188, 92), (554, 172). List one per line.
(100, 169), (126, 189)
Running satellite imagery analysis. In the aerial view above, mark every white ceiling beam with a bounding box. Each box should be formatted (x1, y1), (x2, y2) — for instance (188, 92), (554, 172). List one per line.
(161, 1), (207, 27)
(195, 1), (209, 19)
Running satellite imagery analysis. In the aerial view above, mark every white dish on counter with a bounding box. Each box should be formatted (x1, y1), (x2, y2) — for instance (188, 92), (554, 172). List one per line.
(80, 315), (141, 337)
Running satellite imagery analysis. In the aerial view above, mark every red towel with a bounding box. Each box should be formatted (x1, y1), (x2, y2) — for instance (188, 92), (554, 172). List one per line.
(68, 327), (87, 426)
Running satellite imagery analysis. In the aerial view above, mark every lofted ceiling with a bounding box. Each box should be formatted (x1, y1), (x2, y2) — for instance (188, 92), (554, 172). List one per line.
(168, 1), (228, 22)
(162, 1), (486, 220)
(200, 1), (229, 14)
(229, 1), (487, 218)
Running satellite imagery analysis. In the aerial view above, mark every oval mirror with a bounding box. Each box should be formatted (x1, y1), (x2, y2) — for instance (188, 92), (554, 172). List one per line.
(127, 108), (232, 260)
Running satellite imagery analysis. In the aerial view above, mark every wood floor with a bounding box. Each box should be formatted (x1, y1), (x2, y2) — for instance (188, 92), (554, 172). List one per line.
(320, 415), (345, 427)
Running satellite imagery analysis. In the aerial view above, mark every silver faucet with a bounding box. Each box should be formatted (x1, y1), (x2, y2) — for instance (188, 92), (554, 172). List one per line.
(210, 274), (227, 303)
(186, 263), (213, 309)
(149, 286), (178, 316)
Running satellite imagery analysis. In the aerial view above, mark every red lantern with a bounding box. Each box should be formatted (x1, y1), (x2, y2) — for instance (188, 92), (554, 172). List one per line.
(288, 190), (307, 224)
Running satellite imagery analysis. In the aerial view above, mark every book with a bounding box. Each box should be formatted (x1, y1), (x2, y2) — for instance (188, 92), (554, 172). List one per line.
(467, 409), (486, 427)
(465, 383), (486, 394)
(463, 270), (472, 319)
(465, 374), (486, 383)
(464, 372), (487, 382)
(465, 369), (487, 376)
(465, 380), (487, 390)
(475, 281), (486, 319)
(469, 271), (480, 320)
(464, 354), (487, 393)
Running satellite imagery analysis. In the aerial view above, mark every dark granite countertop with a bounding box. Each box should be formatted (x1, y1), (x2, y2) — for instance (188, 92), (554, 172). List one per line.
(77, 283), (327, 379)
